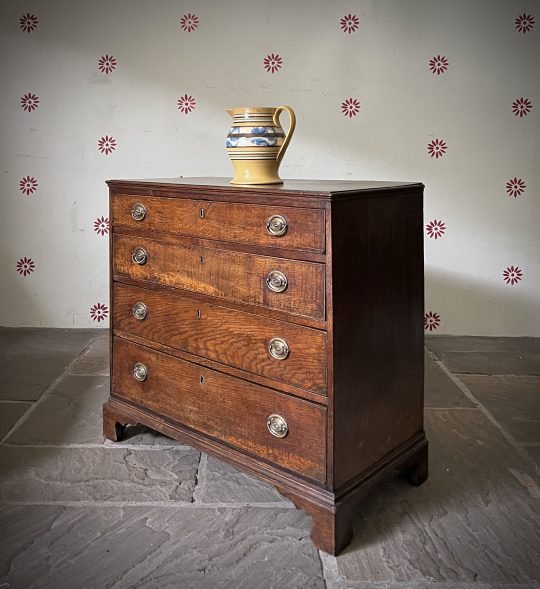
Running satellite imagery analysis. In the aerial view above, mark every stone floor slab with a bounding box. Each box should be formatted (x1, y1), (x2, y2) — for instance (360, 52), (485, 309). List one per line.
(458, 375), (540, 445)
(0, 446), (200, 503)
(523, 445), (540, 468)
(0, 504), (323, 589)
(69, 333), (109, 375)
(325, 582), (536, 589)
(435, 351), (540, 376)
(0, 402), (32, 440)
(1, 328), (539, 588)
(426, 336), (540, 355)
(332, 409), (540, 586)
(424, 352), (475, 408)
(0, 328), (96, 401)
(6, 375), (109, 445)
(193, 455), (289, 504)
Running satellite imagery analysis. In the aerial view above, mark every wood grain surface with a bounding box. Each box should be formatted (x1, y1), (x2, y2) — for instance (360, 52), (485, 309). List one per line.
(112, 337), (327, 482)
(112, 194), (325, 252)
(113, 233), (326, 320)
(113, 283), (327, 394)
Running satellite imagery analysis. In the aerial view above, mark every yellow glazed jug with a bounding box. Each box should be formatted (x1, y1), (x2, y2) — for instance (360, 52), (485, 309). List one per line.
(225, 106), (296, 185)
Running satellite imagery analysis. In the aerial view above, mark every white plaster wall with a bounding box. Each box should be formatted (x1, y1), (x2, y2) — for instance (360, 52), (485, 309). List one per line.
(1, 0), (538, 334)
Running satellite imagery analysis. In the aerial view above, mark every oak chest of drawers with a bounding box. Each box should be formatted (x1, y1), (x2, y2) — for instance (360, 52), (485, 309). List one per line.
(103, 177), (428, 555)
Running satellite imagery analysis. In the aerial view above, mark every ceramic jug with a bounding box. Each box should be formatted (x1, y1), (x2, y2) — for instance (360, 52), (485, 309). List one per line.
(225, 106), (296, 185)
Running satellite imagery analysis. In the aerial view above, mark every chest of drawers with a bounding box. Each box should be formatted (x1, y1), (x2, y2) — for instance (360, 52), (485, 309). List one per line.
(103, 177), (428, 555)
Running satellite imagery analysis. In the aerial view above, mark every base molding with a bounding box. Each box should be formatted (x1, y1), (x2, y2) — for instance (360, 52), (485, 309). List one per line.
(103, 397), (428, 555)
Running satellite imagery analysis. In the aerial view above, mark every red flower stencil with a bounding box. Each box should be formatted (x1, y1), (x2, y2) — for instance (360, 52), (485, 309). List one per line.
(93, 216), (109, 236)
(512, 98), (532, 118)
(428, 138), (447, 158)
(20, 93), (39, 112)
(90, 303), (109, 322)
(98, 135), (116, 155)
(98, 54), (117, 74)
(426, 219), (446, 239)
(506, 178), (526, 198)
(19, 13), (38, 33)
(515, 13), (535, 33)
(424, 311), (441, 332)
(503, 266), (523, 285)
(263, 53), (283, 73)
(180, 13), (199, 32)
(341, 98), (361, 118)
(17, 257), (35, 276)
(429, 54), (449, 75)
(340, 14), (359, 34)
(177, 94), (196, 114)
(19, 176), (38, 195)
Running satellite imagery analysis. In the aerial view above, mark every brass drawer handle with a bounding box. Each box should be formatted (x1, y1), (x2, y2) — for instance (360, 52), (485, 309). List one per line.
(268, 337), (289, 360)
(131, 247), (147, 265)
(131, 203), (147, 221)
(267, 414), (288, 438)
(266, 270), (288, 293)
(266, 215), (288, 237)
(133, 362), (148, 382)
(132, 301), (147, 320)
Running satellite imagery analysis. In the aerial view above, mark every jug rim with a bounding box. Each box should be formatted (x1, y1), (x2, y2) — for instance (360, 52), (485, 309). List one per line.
(227, 106), (278, 116)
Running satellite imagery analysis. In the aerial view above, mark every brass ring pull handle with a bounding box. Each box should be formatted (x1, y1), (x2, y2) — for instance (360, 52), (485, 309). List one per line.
(267, 414), (288, 438)
(266, 215), (288, 237)
(131, 203), (147, 221)
(132, 302), (147, 320)
(266, 270), (288, 293)
(273, 105), (296, 164)
(268, 337), (289, 360)
(133, 362), (148, 382)
(131, 247), (147, 265)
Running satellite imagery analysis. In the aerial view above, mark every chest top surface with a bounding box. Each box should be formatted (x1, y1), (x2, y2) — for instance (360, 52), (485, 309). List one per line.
(107, 177), (423, 199)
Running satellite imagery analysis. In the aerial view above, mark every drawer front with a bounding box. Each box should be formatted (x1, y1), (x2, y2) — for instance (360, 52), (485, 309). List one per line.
(113, 283), (327, 394)
(113, 234), (325, 320)
(112, 194), (325, 252)
(112, 337), (326, 482)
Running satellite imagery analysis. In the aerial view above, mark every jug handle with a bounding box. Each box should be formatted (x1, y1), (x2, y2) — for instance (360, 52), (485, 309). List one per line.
(273, 105), (296, 164)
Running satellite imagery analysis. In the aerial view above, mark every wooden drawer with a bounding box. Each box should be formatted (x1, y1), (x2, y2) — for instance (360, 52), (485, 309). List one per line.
(114, 283), (327, 394)
(112, 194), (325, 253)
(112, 337), (326, 482)
(113, 234), (325, 320)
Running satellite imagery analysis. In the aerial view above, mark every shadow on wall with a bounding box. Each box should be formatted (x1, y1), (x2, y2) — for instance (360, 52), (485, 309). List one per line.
(426, 266), (538, 336)
(1, 277), (107, 329)
(1, 280), (44, 328)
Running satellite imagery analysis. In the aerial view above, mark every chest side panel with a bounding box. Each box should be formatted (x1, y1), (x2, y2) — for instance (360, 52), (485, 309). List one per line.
(330, 190), (425, 489)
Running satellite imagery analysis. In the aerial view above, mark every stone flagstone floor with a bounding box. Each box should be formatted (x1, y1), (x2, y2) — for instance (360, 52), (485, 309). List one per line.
(0, 328), (539, 589)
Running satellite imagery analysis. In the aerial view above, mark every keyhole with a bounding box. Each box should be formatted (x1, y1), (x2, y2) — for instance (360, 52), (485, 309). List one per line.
(200, 375), (205, 384)
(196, 309), (201, 319)
(200, 255), (204, 264)
(199, 208), (205, 219)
